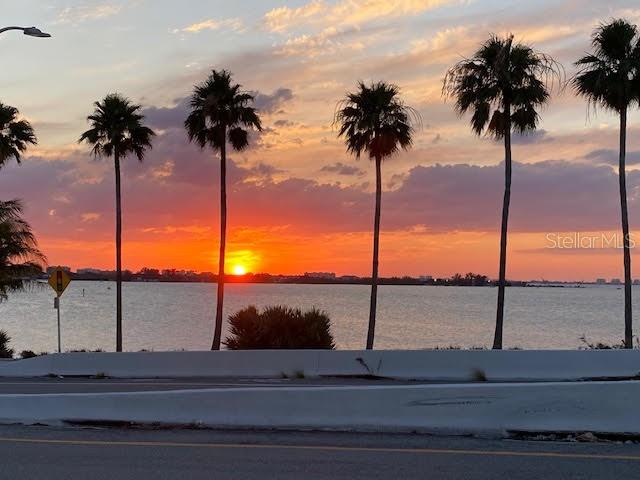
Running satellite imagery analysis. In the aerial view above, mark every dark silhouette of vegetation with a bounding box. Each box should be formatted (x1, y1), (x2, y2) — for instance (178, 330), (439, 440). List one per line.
(573, 19), (640, 349)
(449, 273), (490, 286)
(79, 94), (155, 352)
(224, 305), (335, 350)
(0, 200), (45, 301)
(444, 34), (560, 350)
(185, 70), (262, 351)
(0, 102), (37, 169)
(19, 350), (37, 359)
(335, 81), (417, 350)
(579, 335), (639, 350)
(0, 330), (13, 358)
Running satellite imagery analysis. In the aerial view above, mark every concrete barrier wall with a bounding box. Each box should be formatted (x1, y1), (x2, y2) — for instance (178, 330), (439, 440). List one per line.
(1, 381), (639, 435)
(0, 349), (639, 381)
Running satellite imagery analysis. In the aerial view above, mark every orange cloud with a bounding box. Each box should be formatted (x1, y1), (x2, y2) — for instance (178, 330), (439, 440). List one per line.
(264, 0), (459, 33)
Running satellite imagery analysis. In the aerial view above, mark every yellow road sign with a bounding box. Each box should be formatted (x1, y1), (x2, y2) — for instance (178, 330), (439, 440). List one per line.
(48, 267), (71, 297)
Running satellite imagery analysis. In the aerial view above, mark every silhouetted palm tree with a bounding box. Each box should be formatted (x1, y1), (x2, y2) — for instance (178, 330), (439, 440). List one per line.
(0, 199), (45, 301)
(79, 94), (155, 352)
(335, 82), (416, 350)
(0, 103), (37, 169)
(185, 70), (262, 351)
(574, 20), (640, 349)
(444, 34), (559, 349)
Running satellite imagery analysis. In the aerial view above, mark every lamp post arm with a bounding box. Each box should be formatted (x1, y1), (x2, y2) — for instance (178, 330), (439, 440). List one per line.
(0, 27), (26, 35)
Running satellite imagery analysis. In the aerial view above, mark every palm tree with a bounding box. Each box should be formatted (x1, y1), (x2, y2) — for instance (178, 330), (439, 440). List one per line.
(335, 82), (416, 350)
(185, 70), (262, 351)
(0, 103), (37, 168)
(79, 94), (155, 352)
(0, 199), (45, 301)
(573, 20), (640, 349)
(444, 34), (559, 349)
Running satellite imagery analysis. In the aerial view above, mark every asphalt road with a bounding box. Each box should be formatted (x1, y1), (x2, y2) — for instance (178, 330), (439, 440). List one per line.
(0, 377), (423, 394)
(0, 425), (639, 479)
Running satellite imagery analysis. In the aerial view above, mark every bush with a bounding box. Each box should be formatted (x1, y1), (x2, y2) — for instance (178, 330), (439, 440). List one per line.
(20, 350), (37, 359)
(224, 305), (335, 350)
(0, 330), (14, 359)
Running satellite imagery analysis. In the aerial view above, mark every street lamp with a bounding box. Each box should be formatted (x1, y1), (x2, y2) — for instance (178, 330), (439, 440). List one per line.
(0, 26), (51, 38)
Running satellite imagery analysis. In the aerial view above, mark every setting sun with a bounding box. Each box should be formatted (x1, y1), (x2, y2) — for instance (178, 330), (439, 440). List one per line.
(232, 265), (247, 276)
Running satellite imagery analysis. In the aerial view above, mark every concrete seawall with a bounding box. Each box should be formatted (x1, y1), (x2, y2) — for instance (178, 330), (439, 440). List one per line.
(0, 349), (639, 381)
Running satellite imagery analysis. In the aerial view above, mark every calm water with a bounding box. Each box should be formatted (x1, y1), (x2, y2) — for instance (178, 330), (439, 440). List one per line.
(0, 281), (635, 353)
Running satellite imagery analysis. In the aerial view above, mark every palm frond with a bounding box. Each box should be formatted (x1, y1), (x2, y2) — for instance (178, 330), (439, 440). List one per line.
(0, 103), (37, 168)
(572, 19), (640, 113)
(0, 199), (45, 302)
(443, 34), (559, 138)
(79, 93), (155, 161)
(185, 69), (262, 152)
(334, 81), (418, 160)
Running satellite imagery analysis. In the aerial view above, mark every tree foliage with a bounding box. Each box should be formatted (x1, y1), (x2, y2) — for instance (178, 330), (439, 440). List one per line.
(334, 81), (417, 160)
(0, 200), (45, 302)
(79, 93), (155, 160)
(573, 19), (640, 112)
(0, 330), (14, 359)
(0, 103), (37, 168)
(443, 34), (560, 138)
(185, 69), (262, 152)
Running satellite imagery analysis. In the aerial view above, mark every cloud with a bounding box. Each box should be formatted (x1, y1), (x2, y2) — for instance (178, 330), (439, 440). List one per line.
(275, 26), (368, 58)
(320, 162), (365, 176)
(330, 0), (459, 26)
(174, 18), (244, 34)
(252, 88), (294, 114)
(142, 98), (190, 131)
(264, 0), (458, 32)
(264, 1), (325, 33)
(56, 3), (122, 24)
(274, 119), (296, 127)
(385, 160), (629, 233)
(81, 212), (101, 222)
(511, 130), (554, 145)
(142, 88), (294, 133)
(6, 152), (632, 243)
(582, 149), (640, 166)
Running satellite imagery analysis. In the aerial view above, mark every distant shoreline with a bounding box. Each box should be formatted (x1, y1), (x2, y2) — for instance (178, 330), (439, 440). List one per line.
(54, 278), (622, 288)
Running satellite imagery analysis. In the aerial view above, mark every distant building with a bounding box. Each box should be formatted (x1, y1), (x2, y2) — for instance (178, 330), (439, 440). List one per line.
(595, 278), (607, 285)
(46, 266), (71, 274)
(303, 272), (336, 280)
(339, 275), (359, 281)
(610, 278), (622, 285)
(77, 268), (107, 275)
(419, 275), (434, 282)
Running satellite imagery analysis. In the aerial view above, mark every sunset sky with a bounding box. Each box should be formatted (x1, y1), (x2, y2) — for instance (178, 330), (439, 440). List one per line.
(2, 0), (640, 281)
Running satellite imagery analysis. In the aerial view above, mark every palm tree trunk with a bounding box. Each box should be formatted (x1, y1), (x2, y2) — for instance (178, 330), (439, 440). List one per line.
(619, 107), (633, 349)
(493, 106), (512, 350)
(114, 150), (123, 353)
(366, 154), (383, 350)
(212, 129), (227, 351)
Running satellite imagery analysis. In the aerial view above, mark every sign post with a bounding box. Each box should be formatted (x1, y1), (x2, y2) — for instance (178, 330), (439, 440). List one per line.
(48, 267), (71, 353)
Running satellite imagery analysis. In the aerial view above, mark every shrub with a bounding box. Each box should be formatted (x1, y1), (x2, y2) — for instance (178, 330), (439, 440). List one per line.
(20, 350), (37, 359)
(0, 330), (14, 359)
(224, 305), (335, 350)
